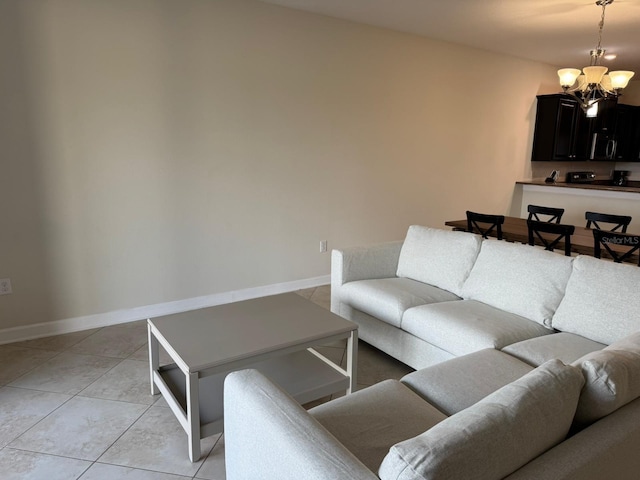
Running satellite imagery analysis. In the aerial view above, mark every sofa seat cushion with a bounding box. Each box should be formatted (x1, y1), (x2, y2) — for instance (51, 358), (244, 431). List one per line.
(572, 331), (640, 427)
(401, 349), (533, 415)
(378, 359), (585, 480)
(401, 300), (553, 356)
(396, 226), (482, 297)
(338, 277), (460, 328)
(553, 255), (640, 344)
(461, 240), (574, 328)
(502, 332), (606, 367)
(310, 379), (447, 473)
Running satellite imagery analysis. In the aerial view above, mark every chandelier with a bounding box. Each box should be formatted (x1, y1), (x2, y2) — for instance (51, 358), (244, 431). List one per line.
(557, 0), (634, 116)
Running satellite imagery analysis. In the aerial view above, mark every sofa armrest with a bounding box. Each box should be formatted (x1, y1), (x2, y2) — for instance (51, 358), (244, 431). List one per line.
(331, 241), (403, 312)
(224, 369), (377, 480)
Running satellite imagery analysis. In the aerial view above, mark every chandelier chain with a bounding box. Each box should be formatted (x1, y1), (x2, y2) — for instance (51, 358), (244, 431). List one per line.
(595, 1), (607, 53)
(590, 1), (610, 65)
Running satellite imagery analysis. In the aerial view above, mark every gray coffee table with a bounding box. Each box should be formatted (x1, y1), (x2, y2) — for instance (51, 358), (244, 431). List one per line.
(147, 292), (358, 461)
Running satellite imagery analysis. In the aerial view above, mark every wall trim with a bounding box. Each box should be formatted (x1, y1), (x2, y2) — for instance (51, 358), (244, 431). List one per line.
(0, 275), (331, 345)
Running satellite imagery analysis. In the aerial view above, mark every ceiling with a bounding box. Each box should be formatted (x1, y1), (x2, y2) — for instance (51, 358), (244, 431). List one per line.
(259, 0), (640, 75)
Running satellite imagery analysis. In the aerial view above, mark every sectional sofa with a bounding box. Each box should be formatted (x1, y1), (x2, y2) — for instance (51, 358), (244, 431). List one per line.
(330, 225), (639, 370)
(223, 226), (640, 479)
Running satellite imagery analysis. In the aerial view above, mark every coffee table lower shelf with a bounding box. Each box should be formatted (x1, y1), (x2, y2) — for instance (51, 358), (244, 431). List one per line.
(153, 348), (350, 440)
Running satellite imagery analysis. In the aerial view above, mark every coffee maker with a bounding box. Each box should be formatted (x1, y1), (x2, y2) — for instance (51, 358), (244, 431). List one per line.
(612, 170), (629, 186)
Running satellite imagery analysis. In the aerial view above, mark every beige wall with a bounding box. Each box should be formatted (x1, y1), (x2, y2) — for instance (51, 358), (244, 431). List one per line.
(0, 0), (559, 333)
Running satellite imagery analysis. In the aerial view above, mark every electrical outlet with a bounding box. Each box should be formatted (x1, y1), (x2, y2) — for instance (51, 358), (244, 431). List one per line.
(319, 240), (328, 253)
(0, 278), (12, 295)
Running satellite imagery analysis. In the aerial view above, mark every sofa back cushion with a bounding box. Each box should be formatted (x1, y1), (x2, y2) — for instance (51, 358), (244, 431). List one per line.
(460, 240), (574, 328)
(396, 226), (482, 297)
(572, 331), (640, 427)
(378, 359), (584, 480)
(552, 255), (640, 344)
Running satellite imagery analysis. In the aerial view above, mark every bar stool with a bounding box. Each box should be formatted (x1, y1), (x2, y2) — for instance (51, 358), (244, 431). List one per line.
(527, 205), (564, 224)
(527, 220), (574, 256)
(593, 230), (640, 266)
(466, 211), (505, 240)
(585, 211), (632, 233)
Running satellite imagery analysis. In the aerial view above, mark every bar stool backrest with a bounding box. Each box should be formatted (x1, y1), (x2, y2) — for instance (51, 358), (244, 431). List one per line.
(527, 204), (564, 224)
(527, 220), (575, 256)
(466, 211), (505, 240)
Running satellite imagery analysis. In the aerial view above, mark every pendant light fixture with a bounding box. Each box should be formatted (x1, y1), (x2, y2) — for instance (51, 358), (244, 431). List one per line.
(558, 0), (634, 116)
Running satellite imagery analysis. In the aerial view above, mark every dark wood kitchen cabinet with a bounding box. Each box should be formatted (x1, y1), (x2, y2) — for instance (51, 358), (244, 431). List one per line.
(531, 94), (591, 162)
(532, 94), (640, 162)
(614, 104), (640, 162)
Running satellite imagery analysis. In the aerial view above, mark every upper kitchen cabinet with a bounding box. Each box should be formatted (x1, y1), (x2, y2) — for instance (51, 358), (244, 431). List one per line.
(531, 94), (591, 161)
(614, 104), (640, 162)
(532, 94), (640, 162)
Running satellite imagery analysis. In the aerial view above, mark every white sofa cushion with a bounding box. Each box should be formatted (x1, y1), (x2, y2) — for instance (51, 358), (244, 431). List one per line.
(552, 255), (640, 344)
(572, 331), (640, 426)
(402, 300), (553, 356)
(502, 332), (605, 367)
(396, 226), (482, 297)
(338, 278), (459, 328)
(378, 359), (584, 480)
(461, 240), (574, 328)
(401, 349), (534, 416)
(310, 379), (447, 472)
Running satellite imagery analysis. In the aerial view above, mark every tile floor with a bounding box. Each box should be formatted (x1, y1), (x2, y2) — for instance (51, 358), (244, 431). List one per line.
(0, 286), (413, 479)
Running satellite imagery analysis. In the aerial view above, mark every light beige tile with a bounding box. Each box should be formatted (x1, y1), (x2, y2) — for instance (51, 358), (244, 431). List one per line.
(309, 285), (331, 309)
(296, 285), (331, 309)
(129, 342), (174, 365)
(0, 387), (71, 448)
(70, 322), (147, 358)
(79, 359), (158, 405)
(295, 288), (315, 300)
(80, 463), (191, 480)
(12, 329), (101, 351)
(9, 352), (120, 395)
(195, 434), (226, 480)
(0, 345), (59, 385)
(0, 449), (91, 480)
(154, 395), (169, 407)
(9, 396), (147, 461)
(99, 406), (218, 477)
(342, 341), (414, 386)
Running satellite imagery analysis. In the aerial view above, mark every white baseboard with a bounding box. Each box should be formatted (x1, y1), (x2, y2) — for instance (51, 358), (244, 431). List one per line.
(0, 275), (331, 345)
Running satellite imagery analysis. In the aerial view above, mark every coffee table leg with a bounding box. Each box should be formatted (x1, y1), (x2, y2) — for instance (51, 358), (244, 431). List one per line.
(346, 329), (358, 394)
(187, 371), (201, 462)
(148, 323), (159, 395)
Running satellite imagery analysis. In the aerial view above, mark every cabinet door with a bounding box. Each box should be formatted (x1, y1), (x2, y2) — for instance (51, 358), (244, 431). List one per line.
(531, 95), (589, 162)
(632, 108), (640, 162)
(609, 104), (640, 162)
(614, 105), (634, 161)
(616, 105), (640, 162)
(552, 99), (580, 160)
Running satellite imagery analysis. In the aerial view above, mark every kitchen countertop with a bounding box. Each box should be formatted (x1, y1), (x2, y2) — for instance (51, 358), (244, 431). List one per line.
(517, 180), (640, 194)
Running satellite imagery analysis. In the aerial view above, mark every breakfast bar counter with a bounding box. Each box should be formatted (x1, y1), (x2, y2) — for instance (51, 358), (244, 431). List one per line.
(516, 180), (640, 194)
(514, 181), (640, 227)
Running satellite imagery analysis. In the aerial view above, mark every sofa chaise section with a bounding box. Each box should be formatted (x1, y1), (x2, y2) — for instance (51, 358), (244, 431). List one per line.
(224, 331), (640, 479)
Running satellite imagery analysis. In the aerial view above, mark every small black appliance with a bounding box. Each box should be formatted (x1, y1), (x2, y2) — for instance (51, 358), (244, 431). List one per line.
(612, 170), (629, 186)
(566, 171), (596, 183)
